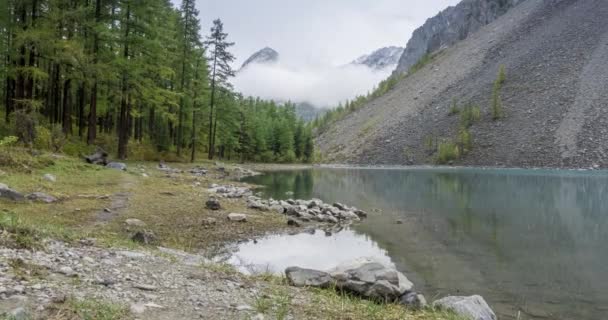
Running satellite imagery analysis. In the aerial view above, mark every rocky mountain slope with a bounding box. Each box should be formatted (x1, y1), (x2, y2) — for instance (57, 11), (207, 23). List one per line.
(316, 0), (608, 168)
(351, 46), (404, 70)
(394, 0), (525, 74)
(240, 47), (279, 70)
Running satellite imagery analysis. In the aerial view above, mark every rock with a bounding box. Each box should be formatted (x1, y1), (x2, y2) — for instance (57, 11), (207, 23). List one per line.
(285, 267), (333, 288)
(131, 231), (158, 245)
(117, 251), (147, 259)
(84, 148), (108, 165)
(130, 303), (147, 314)
(8, 307), (28, 320)
(0, 183), (25, 201)
(133, 284), (158, 291)
(142, 173), (149, 178)
(433, 295), (497, 320)
(236, 305), (254, 311)
(227, 213), (247, 222)
(330, 260), (413, 301)
(43, 173), (57, 182)
(205, 197), (221, 210)
(399, 292), (427, 309)
(125, 218), (146, 227)
(287, 218), (301, 227)
(26, 192), (58, 203)
(106, 162), (127, 171)
(58, 266), (77, 277)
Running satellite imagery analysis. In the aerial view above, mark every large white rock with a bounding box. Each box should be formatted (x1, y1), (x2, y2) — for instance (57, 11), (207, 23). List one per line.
(434, 295), (497, 320)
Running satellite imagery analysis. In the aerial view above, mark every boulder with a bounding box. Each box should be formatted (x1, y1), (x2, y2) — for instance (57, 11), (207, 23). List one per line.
(285, 267), (333, 288)
(84, 148), (108, 165)
(43, 173), (57, 182)
(399, 291), (427, 309)
(287, 218), (301, 227)
(433, 295), (497, 320)
(131, 231), (158, 245)
(227, 213), (247, 222)
(205, 197), (221, 210)
(125, 218), (146, 227)
(106, 162), (127, 171)
(330, 259), (413, 301)
(0, 183), (25, 201)
(26, 192), (58, 203)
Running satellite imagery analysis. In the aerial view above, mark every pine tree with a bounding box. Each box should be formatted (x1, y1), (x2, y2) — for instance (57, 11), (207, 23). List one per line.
(204, 19), (234, 160)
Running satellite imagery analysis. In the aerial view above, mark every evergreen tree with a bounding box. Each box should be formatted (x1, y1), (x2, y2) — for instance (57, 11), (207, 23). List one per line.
(204, 19), (234, 160)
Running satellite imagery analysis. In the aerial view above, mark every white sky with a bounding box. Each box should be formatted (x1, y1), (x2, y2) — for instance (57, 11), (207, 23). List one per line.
(172, 0), (461, 106)
(190, 0), (460, 66)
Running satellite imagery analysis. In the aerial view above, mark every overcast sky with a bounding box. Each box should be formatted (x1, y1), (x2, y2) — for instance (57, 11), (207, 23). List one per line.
(175, 0), (461, 106)
(191, 0), (460, 66)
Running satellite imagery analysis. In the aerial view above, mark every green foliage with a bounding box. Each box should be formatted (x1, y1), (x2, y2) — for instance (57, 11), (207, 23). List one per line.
(0, 135), (18, 148)
(458, 127), (473, 152)
(448, 99), (460, 116)
(492, 65), (506, 120)
(459, 104), (481, 128)
(437, 141), (460, 164)
(408, 52), (435, 74)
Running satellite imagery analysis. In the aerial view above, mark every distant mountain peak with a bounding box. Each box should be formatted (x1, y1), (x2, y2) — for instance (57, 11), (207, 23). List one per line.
(240, 47), (280, 69)
(351, 46), (404, 70)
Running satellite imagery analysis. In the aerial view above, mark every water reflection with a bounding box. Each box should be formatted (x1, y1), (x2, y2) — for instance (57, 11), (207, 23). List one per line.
(221, 228), (394, 275)
(243, 168), (608, 320)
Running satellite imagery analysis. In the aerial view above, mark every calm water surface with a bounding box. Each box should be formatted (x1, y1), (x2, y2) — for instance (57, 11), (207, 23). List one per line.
(234, 167), (608, 320)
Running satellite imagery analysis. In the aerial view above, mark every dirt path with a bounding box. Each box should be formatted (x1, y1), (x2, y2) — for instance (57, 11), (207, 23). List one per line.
(95, 175), (137, 224)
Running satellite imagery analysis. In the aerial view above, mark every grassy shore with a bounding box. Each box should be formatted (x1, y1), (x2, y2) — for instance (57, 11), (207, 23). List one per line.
(0, 149), (464, 320)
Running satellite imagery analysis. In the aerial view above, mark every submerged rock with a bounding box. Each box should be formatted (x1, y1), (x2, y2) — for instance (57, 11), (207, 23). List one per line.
(0, 183), (25, 201)
(285, 267), (333, 288)
(434, 295), (497, 320)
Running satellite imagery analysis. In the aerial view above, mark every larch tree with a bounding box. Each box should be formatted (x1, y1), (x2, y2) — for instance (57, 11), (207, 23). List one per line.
(204, 18), (234, 160)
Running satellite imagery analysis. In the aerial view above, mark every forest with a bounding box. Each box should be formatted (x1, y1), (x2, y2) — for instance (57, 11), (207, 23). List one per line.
(0, 0), (314, 163)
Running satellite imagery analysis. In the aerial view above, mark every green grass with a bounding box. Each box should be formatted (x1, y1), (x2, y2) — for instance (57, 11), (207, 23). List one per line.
(437, 142), (460, 165)
(301, 287), (467, 320)
(44, 297), (132, 320)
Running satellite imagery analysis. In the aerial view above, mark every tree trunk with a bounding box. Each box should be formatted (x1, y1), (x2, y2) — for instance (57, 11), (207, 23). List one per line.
(62, 78), (72, 134)
(117, 3), (131, 160)
(207, 48), (218, 160)
(78, 84), (86, 137)
(88, 0), (102, 144)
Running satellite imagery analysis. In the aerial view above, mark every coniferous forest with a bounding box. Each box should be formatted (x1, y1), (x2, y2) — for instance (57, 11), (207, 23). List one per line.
(0, 0), (314, 163)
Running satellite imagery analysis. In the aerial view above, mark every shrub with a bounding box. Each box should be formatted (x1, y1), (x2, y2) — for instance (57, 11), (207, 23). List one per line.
(460, 104), (481, 128)
(458, 127), (473, 153)
(492, 65), (506, 120)
(437, 141), (460, 164)
(34, 126), (52, 150)
(448, 99), (460, 116)
(260, 151), (275, 163)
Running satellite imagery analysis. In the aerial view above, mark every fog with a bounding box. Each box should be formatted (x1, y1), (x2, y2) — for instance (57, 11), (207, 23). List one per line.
(233, 62), (392, 107)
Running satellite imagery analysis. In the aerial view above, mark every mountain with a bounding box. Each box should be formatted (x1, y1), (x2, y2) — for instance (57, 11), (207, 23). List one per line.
(316, 0), (608, 169)
(351, 46), (404, 70)
(394, 0), (525, 74)
(240, 47), (279, 69)
(296, 102), (326, 122)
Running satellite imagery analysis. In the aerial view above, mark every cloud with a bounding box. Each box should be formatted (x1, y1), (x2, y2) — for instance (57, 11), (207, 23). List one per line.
(233, 62), (392, 107)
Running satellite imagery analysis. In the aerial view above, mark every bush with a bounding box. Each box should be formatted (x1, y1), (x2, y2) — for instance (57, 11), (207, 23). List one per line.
(437, 141), (460, 164)
(458, 127), (473, 153)
(448, 99), (460, 116)
(280, 150), (297, 163)
(260, 151), (275, 163)
(460, 104), (481, 128)
(34, 126), (52, 150)
(492, 65), (506, 120)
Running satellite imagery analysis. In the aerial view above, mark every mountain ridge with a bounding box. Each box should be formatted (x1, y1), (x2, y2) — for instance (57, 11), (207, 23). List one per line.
(316, 0), (608, 169)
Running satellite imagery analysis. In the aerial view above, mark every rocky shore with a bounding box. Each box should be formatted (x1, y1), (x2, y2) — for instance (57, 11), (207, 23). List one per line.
(1, 157), (498, 320)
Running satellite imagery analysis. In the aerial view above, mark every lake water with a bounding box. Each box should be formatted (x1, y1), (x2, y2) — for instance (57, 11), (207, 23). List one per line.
(234, 167), (608, 320)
